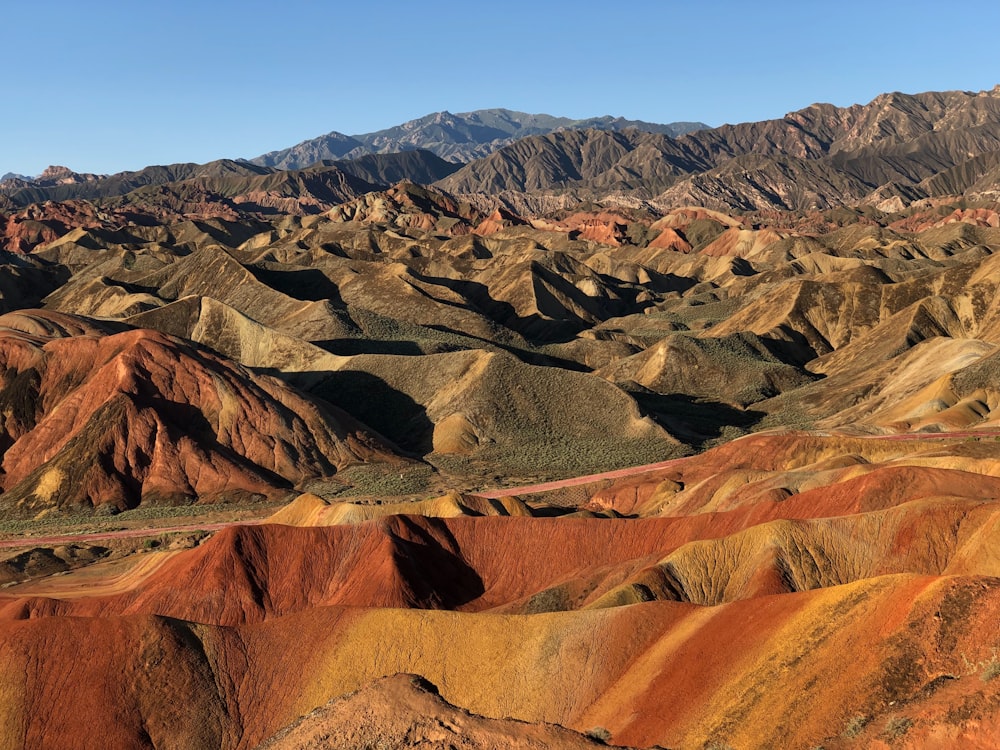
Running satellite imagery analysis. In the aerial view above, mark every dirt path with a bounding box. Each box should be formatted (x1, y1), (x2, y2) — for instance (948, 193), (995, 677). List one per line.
(474, 428), (1000, 498)
(874, 429), (1000, 441)
(472, 456), (690, 499)
(0, 521), (254, 550)
(4, 429), (1000, 547)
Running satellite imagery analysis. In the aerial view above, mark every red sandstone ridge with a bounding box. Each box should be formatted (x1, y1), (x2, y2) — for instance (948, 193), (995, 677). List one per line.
(472, 207), (528, 235)
(3, 432), (1000, 746)
(3, 518), (1000, 748)
(646, 225), (692, 252)
(889, 205), (1000, 232)
(529, 211), (635, 246)
(0, 200), (110, 253)
(0, 310), (398, 515)
(698, 226), (785, 257)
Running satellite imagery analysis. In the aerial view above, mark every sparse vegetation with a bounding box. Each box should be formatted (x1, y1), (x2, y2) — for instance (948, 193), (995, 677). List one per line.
(959, 648), (1000, 682)
(330, 463), (436, 498)
(842, 714), (870, 738)
(883, 716), (913, 739)
(982, 658), (1000, 682)
(961, 648), (1000, 682)
(585, 726), (612, 744)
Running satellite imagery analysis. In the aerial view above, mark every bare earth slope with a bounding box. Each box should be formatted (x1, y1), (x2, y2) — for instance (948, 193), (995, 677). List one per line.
(3, 86), (1000, 748)
(254, 673), (626, 750)
(437, 86), (1000, 213)
(3, 439), (1000, 749)
(0, 310), (397, 516)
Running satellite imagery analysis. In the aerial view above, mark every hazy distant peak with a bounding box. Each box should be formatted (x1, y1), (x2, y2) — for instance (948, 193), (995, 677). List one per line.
(252, 131), (364, 170)
(249, 109), (710, 170)
(1, 166), (105, 189)
(0, 172), (32, 183)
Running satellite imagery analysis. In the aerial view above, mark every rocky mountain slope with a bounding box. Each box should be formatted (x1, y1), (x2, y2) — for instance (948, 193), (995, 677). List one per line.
(251, 108), (708, 169)
(0, 151), (458, 214)
(437, 86), (1000, 212)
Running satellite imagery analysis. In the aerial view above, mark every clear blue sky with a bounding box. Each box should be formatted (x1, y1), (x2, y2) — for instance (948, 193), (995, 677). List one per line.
(3, 0), (999, 176)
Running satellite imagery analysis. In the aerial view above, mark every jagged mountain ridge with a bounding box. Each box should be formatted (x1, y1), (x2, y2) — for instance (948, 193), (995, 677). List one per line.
(7, 89), (1000, 217)
(437, 86), (1000, 211)
(250, 108), (709, 169)
(0, 151), (458, 214)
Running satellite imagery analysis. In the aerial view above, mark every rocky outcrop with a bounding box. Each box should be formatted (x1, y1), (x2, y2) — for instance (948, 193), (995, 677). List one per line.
(438, 86), (1000, 212)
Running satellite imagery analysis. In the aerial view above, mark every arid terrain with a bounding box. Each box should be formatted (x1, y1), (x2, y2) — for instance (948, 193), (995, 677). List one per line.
(1, 87), (1000, 748)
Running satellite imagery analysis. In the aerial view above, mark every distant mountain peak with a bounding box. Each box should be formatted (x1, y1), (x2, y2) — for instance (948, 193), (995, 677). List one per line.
(251, 130), (363, 170)
(38, 165), (77, 180)
(249, 109), (709, 170)
(1, 166), (104, 190)
(436, 86), (1000, 214)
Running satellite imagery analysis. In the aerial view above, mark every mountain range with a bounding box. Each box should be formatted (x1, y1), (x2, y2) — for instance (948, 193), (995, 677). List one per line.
(5, 89), (1000, 218)
(249, 108), (709, 168)
(4, 86), (1000, 748)
(437, 86), (1000, 212)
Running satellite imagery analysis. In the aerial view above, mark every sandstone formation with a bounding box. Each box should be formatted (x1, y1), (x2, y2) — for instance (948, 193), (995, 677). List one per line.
(4, 430), (1000, 747)
(2, 85), (1000, 748)
(0, 310), (397, 515)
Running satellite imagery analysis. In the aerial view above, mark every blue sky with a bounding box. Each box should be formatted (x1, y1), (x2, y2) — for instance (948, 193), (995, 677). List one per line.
(3, 0), (999, 176)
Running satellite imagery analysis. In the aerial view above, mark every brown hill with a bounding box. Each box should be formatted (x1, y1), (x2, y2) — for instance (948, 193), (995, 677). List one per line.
(0, 312), (397, 515)
(436, 127), (710, 196)
(437, 86), (1000, 213)
(2, 536), (1000, 748)
(311, 348), (677, 469)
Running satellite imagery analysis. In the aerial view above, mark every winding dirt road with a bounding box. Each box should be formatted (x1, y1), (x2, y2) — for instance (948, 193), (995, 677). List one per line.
(472, 456), (690, 499)
(476, 428), (1000, 498)
(4, 429), (1000, 548)
(0, 521), (252, 550)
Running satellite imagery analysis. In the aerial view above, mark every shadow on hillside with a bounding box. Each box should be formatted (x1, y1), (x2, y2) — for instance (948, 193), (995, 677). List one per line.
(309, 371), (434, 456)
(145, 396), (293, 484)
(245, 266), (345, 303)
(759, 329), (822, 368)
(407, 268), (587, 343)
(630, 392), (766, 448)
(391, 516), (485, 607)
(421, 325), (591, 371)
(315, 339), (427, 356)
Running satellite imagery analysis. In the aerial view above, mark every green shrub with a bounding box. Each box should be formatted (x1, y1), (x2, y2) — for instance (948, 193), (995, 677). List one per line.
(842, 715), (870, 738)
(585, 726), (612, 744)
(883, 716), (913, 739)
